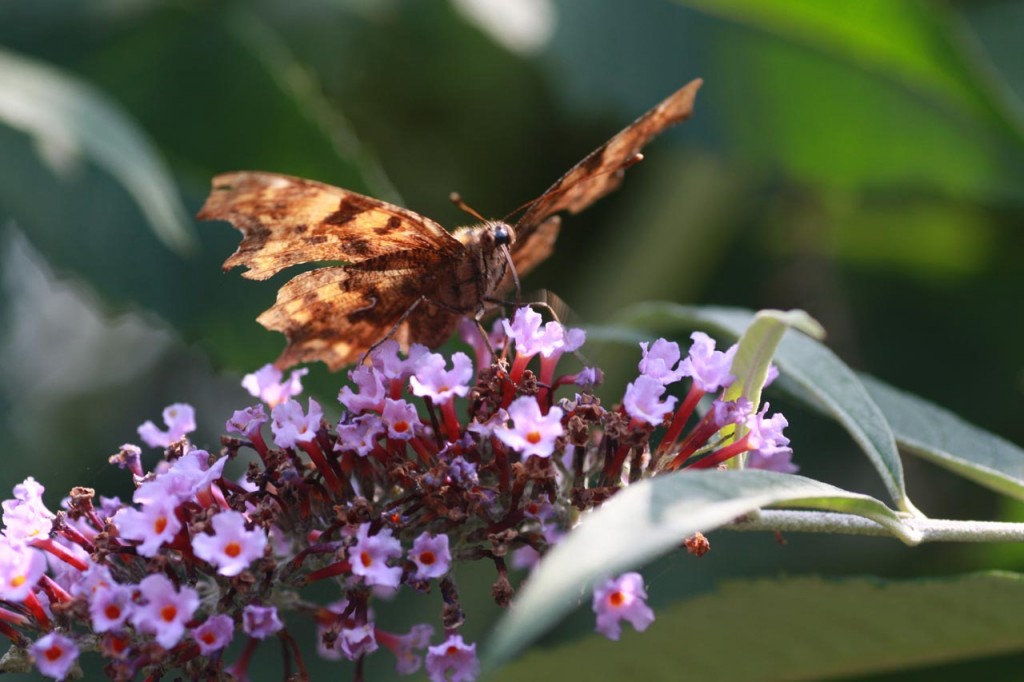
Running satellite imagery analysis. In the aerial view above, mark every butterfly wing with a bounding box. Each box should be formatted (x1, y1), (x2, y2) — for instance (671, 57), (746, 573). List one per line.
(513, 78), (703, 246)
(198, 171), (464, 280)
(257, 250), (458, 370)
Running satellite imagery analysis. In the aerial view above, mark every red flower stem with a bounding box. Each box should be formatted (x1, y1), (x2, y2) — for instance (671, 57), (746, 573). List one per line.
(492, 438), (510, 493)
(249, 430), (270, 461)
(39, 575), (72, 605)
(658, 385), (704, 454)
(30, 538), (88, 572)
(664, 411), (721, 470)
(299, 440), (343, 494)
(227, 637), (259, 681)
(0, 620), (25, 646)
(305, 560), (352, 583)
(23, 592), (50, 629)
(509, 353), (532, 385)
(407, 436), (435, 465)
(57, 524), (94, 553)
(279, 629), (309, 681)
(440, 399), (461, 443)
(683, 434), (751, 470)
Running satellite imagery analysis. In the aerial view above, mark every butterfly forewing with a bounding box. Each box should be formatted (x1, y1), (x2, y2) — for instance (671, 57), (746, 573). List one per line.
(198, 171), (464, 280)
(513, 78), (702, 246)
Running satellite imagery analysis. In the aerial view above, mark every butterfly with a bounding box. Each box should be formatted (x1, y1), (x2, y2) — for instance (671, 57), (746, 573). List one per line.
(198, 78), (702, 371)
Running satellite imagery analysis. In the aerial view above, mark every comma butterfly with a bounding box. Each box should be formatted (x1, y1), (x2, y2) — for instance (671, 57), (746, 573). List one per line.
(198, 79), (702, 370)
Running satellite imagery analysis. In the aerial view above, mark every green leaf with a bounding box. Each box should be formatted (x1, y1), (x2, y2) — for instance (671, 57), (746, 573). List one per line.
(484, 469), (911, 668)
(723, 308), (824, 413)
(0, 45), (194, 254)
(491, 572), (1024, 681)
(861, 374), (1024, 501)
(608, 303), (914, 513)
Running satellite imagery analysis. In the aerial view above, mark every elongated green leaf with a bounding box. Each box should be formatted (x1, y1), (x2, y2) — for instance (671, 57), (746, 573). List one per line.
(484, 469), (911, 667)
(0, 46), (194, 253)
(861, 375), (1024, 501)
(492, 572), (1024, 681)
(608, 303), (914, 513)
(723, 308), (824, 412)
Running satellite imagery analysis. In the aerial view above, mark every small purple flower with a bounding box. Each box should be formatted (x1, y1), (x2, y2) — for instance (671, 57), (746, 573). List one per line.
(242, 364), (308, 408)
(30, 632), (79, 680)
(381, 398), (419, 441)
(137, 403), (196, 448)
(745, 404), (792, 460)
(425, 634), (479, 682)
(622, 375), (677, 426)
(494, 396), (564, 459)
(0, 539), (46, 601)
(191, 510), (268, 577)
(335, 413), (384, 457)
(192, 614), (235, 654)
(89, 584), (133, 633)
(410, 352), (474, 403)
(502, 307), (573, 358)
(747, 448), (799, 474)
(349, 523), (403, 588)
(130, 573), (200, 648)
(340, 622), (379, 660)
(466, 409), (508, 438)
(409, 532), (451, 580)
(338, 365), (387, 414)
(242, 604), (283, 639)
(679, 332), (737, 393)
(225, 405), (268, 438)
(459, 317), (506, 369)
(764, 364), (779, 388)
(371, 340), (429, 381)
(271, 398), (323, 448)
(112, 497), (182, 558)
(2, 477), (55, 543)
(448, 457), (479, 485)
(638, 338), (684, 384)
(387, 623), (434, 675)
(592, 572), (655, 640)
(711, 398), (753, 429)
(131, 449), (226, 506)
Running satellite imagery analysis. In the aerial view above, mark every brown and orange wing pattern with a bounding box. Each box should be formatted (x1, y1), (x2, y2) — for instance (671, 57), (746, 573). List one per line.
(198, 171), (464, 280)
(256, 250), (456, 371)
(513, 78), (702, 246)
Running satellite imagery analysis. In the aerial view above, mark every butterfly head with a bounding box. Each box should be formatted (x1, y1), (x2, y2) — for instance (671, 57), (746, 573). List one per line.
(492, 222), (514, 247)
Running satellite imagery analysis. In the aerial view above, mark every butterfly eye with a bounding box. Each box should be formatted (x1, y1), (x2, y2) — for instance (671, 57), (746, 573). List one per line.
(494, 225), (511, 247)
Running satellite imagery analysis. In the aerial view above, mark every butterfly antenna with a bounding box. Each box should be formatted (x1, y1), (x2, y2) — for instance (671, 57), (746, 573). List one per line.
(449, 192), (489, 223)
(499, 152), (646, 223)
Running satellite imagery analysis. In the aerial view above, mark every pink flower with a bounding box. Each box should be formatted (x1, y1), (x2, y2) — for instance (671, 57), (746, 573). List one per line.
(339, 622), (379, 660)
(380, 623), (433, 675)
(348, 523), (403, 588)
(89, 584), (133, 632)
(425, 634), (479, 682)
(335, 413), (384, 456)
(410, 352), (474, 403)
(192, 614), (235, 654)
(191, 510), (268, 577)
(112, 497), (182, 558)
(494, 396), (564, 459)
(242, 604), (283, 639)
(371, 339), (429, 381)
(638, 338), (684, 384)
(241, 364), (308, 408)
(0, 539), (46, 601)
(271, 398), (323, 448)
(592, 572), (655, 640)
(745, 404), (792, 460)
(137, 403), (196, 448)
(679, 332), (736, 392)
(130, 574), (200, 648)
(226, 405), (268, 438)
(1, 476), (55, 543)
(381, 398), (419, 441)
(409, 532), (451, 580)
(338, 365), (387, 413)
(132, 449), (226, 506)
(622, 375), (677, 426)
(502, 307), (570, 358)
(30, 632), (79, 680)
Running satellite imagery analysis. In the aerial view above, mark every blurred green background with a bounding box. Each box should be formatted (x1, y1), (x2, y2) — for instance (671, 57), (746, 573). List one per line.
(3, 0), (1024, 679)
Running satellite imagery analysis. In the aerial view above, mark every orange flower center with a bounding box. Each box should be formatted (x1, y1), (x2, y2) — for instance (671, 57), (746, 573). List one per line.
(44, 645), (63, 662)
(526, 431), (542, 445)
(104, 604), (122, 620)
(394, 421), (409, 433)
(608, 591), (625, 607)
(420, 551), (436, 566)
(224, 541), (242, 558)
(10, 575), (25, 588)
(160, 605), (178, 623)
(360, 551), (373, 567)
(154, 516), (168, 534)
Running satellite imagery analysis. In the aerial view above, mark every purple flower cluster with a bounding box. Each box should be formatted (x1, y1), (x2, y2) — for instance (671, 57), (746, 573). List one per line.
(0, 308), (794, 681)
